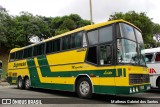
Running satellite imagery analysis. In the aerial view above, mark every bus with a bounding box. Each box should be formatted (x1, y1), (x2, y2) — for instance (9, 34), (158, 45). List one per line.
(7, 19), (150, 98)
(143, 47), (160, 88)
(0, 60), (2, 79)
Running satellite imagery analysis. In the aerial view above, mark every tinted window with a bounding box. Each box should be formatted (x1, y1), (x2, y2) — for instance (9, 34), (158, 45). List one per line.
(120, 23), (136, 41)
(53, 39), (60, 52)
(10, 53), (15, 61)
(46, 41), (53, 54)
(62, 36), (71, 50)
(33, 44), (45, 56)
(46, 39), (60, 54)
(135, 29), (143, 43)
(24, 48), (32, 58)
(145, 54), (153, 62)
(71, 32), (82, 48)
(99, 45), (112, 65)
(87, 46), (97, 64)
(99, 26), (113, 43)
(88, 30), (98, 45)
(155, 53), (160, 62)
(15, 50), (23, 60)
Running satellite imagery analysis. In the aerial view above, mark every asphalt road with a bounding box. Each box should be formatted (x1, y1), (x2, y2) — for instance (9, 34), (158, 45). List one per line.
(0, 85), (160, 107)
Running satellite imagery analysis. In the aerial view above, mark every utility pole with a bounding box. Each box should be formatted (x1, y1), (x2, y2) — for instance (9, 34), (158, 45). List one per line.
(89, 0), (93, 24)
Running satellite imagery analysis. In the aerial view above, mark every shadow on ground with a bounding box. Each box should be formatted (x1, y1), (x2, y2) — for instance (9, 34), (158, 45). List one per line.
(11, 86), (160, 104)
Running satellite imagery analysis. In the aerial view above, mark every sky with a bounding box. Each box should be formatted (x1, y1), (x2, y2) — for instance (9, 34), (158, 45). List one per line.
(0, 0), (160, 24)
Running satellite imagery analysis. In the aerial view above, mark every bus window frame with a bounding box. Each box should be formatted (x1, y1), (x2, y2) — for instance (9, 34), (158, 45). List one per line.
(85, 24), (115, 66)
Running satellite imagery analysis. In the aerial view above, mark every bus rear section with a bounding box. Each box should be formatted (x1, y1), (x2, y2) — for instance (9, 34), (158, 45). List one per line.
(143, 47), (160, 88)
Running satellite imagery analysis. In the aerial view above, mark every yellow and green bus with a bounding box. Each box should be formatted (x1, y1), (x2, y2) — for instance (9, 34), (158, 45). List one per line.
(7, 19), (150, 98)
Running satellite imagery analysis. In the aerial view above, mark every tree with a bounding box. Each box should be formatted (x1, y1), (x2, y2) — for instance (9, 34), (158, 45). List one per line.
(109, 11), (156, 47)
(0, 6), (91, 78)
(153, 23), (160, 46)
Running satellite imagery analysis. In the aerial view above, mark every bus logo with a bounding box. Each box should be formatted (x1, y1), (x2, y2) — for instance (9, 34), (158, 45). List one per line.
(149, 68), (156, 74)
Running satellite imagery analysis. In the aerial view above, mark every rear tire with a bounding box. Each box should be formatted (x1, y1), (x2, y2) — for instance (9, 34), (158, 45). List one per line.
(76, 77), (93, 98)
(24, 77), (30, 90)
(17, 77), (24, 89)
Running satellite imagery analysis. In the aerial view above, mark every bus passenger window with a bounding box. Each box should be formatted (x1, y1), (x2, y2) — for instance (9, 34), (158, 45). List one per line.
(87, 30), (98, 45)
(10, 53), (15, 61)
(155, 53), (160, 62)
(24, 48), (32, 58)
(99, 45), (112, 65)
(99, 26), (113, 43)
(33, 44), (45, 56)
(62, 36), (71, 50)
(71, 32), (82, 48)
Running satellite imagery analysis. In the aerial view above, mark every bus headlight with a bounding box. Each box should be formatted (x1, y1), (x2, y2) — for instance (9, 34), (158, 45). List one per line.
(136, 87), (139, 92)
(133, 87), (135, 93)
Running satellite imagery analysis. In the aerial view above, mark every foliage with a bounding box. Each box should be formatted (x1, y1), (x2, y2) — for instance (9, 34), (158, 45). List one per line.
(0, 8), (91, 51)
(0, 6), (91, 78)
(153, 23), (160, 46)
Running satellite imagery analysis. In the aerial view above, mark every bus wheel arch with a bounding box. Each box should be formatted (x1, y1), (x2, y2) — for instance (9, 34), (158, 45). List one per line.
(75, 74), (93, 98)
(156, 76), (160, 89)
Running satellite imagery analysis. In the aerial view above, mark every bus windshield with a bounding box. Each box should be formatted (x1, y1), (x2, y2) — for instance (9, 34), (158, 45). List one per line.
(117, 23), (146, 66)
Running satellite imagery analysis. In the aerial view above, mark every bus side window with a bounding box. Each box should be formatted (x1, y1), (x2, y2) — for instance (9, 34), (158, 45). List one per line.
(99, 45), (112, 65)
(155, 53), (160, 62)
(145, 53), (153, 63)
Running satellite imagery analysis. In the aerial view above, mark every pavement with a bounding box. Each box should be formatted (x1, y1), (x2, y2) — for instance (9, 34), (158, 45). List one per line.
(0, 82), (10, 86)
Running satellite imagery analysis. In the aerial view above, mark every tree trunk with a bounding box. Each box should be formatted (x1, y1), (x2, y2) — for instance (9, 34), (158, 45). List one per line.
(0, 45), (9, 79)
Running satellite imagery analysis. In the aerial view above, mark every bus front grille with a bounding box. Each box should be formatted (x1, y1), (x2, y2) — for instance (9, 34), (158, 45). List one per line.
(129, 74), (149, 85)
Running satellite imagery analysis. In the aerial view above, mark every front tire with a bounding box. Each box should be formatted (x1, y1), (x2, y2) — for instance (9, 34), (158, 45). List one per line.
(76, 77), (93, 98)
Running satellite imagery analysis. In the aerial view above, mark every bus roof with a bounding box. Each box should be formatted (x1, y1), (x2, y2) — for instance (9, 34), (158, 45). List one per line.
(143, 47), (160, 54)
(10, 19), (140, 53)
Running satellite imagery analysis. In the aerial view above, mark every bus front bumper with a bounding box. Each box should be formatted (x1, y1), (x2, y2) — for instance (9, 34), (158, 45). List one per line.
(116, 84), (151, 94)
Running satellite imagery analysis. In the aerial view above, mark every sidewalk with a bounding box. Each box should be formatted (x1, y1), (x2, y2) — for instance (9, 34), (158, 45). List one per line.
(0, 81), (10, 86)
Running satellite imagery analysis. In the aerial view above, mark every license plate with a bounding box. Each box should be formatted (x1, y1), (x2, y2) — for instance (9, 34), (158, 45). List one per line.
(140, 86), (145, 90)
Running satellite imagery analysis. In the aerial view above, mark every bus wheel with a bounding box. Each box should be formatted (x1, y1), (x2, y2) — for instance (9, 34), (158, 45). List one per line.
(76, 77), (93, 98)
(25, 77), (30, 90)
(17, 77), (24, 89)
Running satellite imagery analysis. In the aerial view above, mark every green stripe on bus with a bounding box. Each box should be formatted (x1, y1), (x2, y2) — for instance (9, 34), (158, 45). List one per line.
(123, 68), (126, 77)
(27, 58), (73, 91)
(36, 56), (116, 77)
(118, 68), (122, 77)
